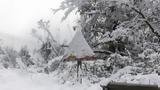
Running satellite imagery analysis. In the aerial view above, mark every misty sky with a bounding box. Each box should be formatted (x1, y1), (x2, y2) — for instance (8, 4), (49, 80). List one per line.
(0, 0), (79, 51)
(0, 0), (78, 40)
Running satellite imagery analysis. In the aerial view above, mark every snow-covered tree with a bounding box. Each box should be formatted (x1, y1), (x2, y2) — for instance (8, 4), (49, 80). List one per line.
(55, 0), (160, 56)
(31, 20), (65, 73)
(54, 0), (160, 75)
(1, 47), (18, 68)
(32, 20), (64, 62)
(19, 46), (34, 67)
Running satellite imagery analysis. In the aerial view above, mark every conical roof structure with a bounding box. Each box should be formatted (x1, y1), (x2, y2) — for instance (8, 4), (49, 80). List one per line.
(64, 29), (95, 61)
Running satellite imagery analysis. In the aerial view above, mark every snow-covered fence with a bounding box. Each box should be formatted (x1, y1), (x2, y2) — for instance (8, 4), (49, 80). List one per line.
(101, 82), (159, 90)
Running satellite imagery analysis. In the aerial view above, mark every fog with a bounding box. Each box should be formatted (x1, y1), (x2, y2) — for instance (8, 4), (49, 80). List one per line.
(0, 0), (79, 50)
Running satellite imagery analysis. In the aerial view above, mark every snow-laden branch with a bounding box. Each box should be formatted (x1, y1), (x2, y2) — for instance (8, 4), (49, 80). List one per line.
(93, 50), (113, 55)
(124, 4), (160, 40)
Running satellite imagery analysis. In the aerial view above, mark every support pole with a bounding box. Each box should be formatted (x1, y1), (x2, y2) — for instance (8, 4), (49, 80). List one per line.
(77, 60), (82, 83)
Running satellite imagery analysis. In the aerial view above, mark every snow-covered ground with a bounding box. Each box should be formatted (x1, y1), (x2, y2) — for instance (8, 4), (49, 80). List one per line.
(0, 69), (101, 90)
(0, 66), (160, 90)
(100, 66), (160, 87)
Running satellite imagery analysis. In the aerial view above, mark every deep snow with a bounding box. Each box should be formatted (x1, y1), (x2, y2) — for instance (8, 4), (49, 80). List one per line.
(1, 66), (160, 90)
(0, 69), (101, 90)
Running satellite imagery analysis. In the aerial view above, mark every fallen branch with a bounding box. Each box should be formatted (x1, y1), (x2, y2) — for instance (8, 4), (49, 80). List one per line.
(94, 50), (113, 54)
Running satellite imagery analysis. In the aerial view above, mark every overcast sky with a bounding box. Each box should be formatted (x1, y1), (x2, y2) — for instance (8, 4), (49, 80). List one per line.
(0, 0), (79, 50)
(0, 0), (78, 39)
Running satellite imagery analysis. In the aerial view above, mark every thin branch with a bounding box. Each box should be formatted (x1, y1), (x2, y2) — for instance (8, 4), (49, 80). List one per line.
(123, 3), (160, 39)
(131, 7), (160, 39)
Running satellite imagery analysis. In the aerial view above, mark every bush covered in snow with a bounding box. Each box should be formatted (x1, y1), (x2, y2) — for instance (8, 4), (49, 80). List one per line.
(0, 47), (18, 68)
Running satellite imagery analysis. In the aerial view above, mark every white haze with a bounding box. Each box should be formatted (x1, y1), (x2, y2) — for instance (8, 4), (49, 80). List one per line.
(0, 0), (79, 51)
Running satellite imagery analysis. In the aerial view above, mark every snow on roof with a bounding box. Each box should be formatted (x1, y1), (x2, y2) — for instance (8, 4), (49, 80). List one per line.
(64, 29), (95, 59)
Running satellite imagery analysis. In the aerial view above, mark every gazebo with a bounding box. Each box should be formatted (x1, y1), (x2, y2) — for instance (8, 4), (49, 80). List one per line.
(63, 28), (96, 83)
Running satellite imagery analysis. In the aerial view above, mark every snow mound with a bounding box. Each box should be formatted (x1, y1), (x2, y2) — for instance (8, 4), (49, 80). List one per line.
(100, 66), (160, 87)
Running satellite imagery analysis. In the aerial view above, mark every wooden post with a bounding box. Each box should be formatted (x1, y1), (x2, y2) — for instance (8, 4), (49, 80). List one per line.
(77, 60), (82, 83)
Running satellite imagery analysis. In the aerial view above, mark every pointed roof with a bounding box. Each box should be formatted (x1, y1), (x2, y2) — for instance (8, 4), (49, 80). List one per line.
(64, 29), (95, 59)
